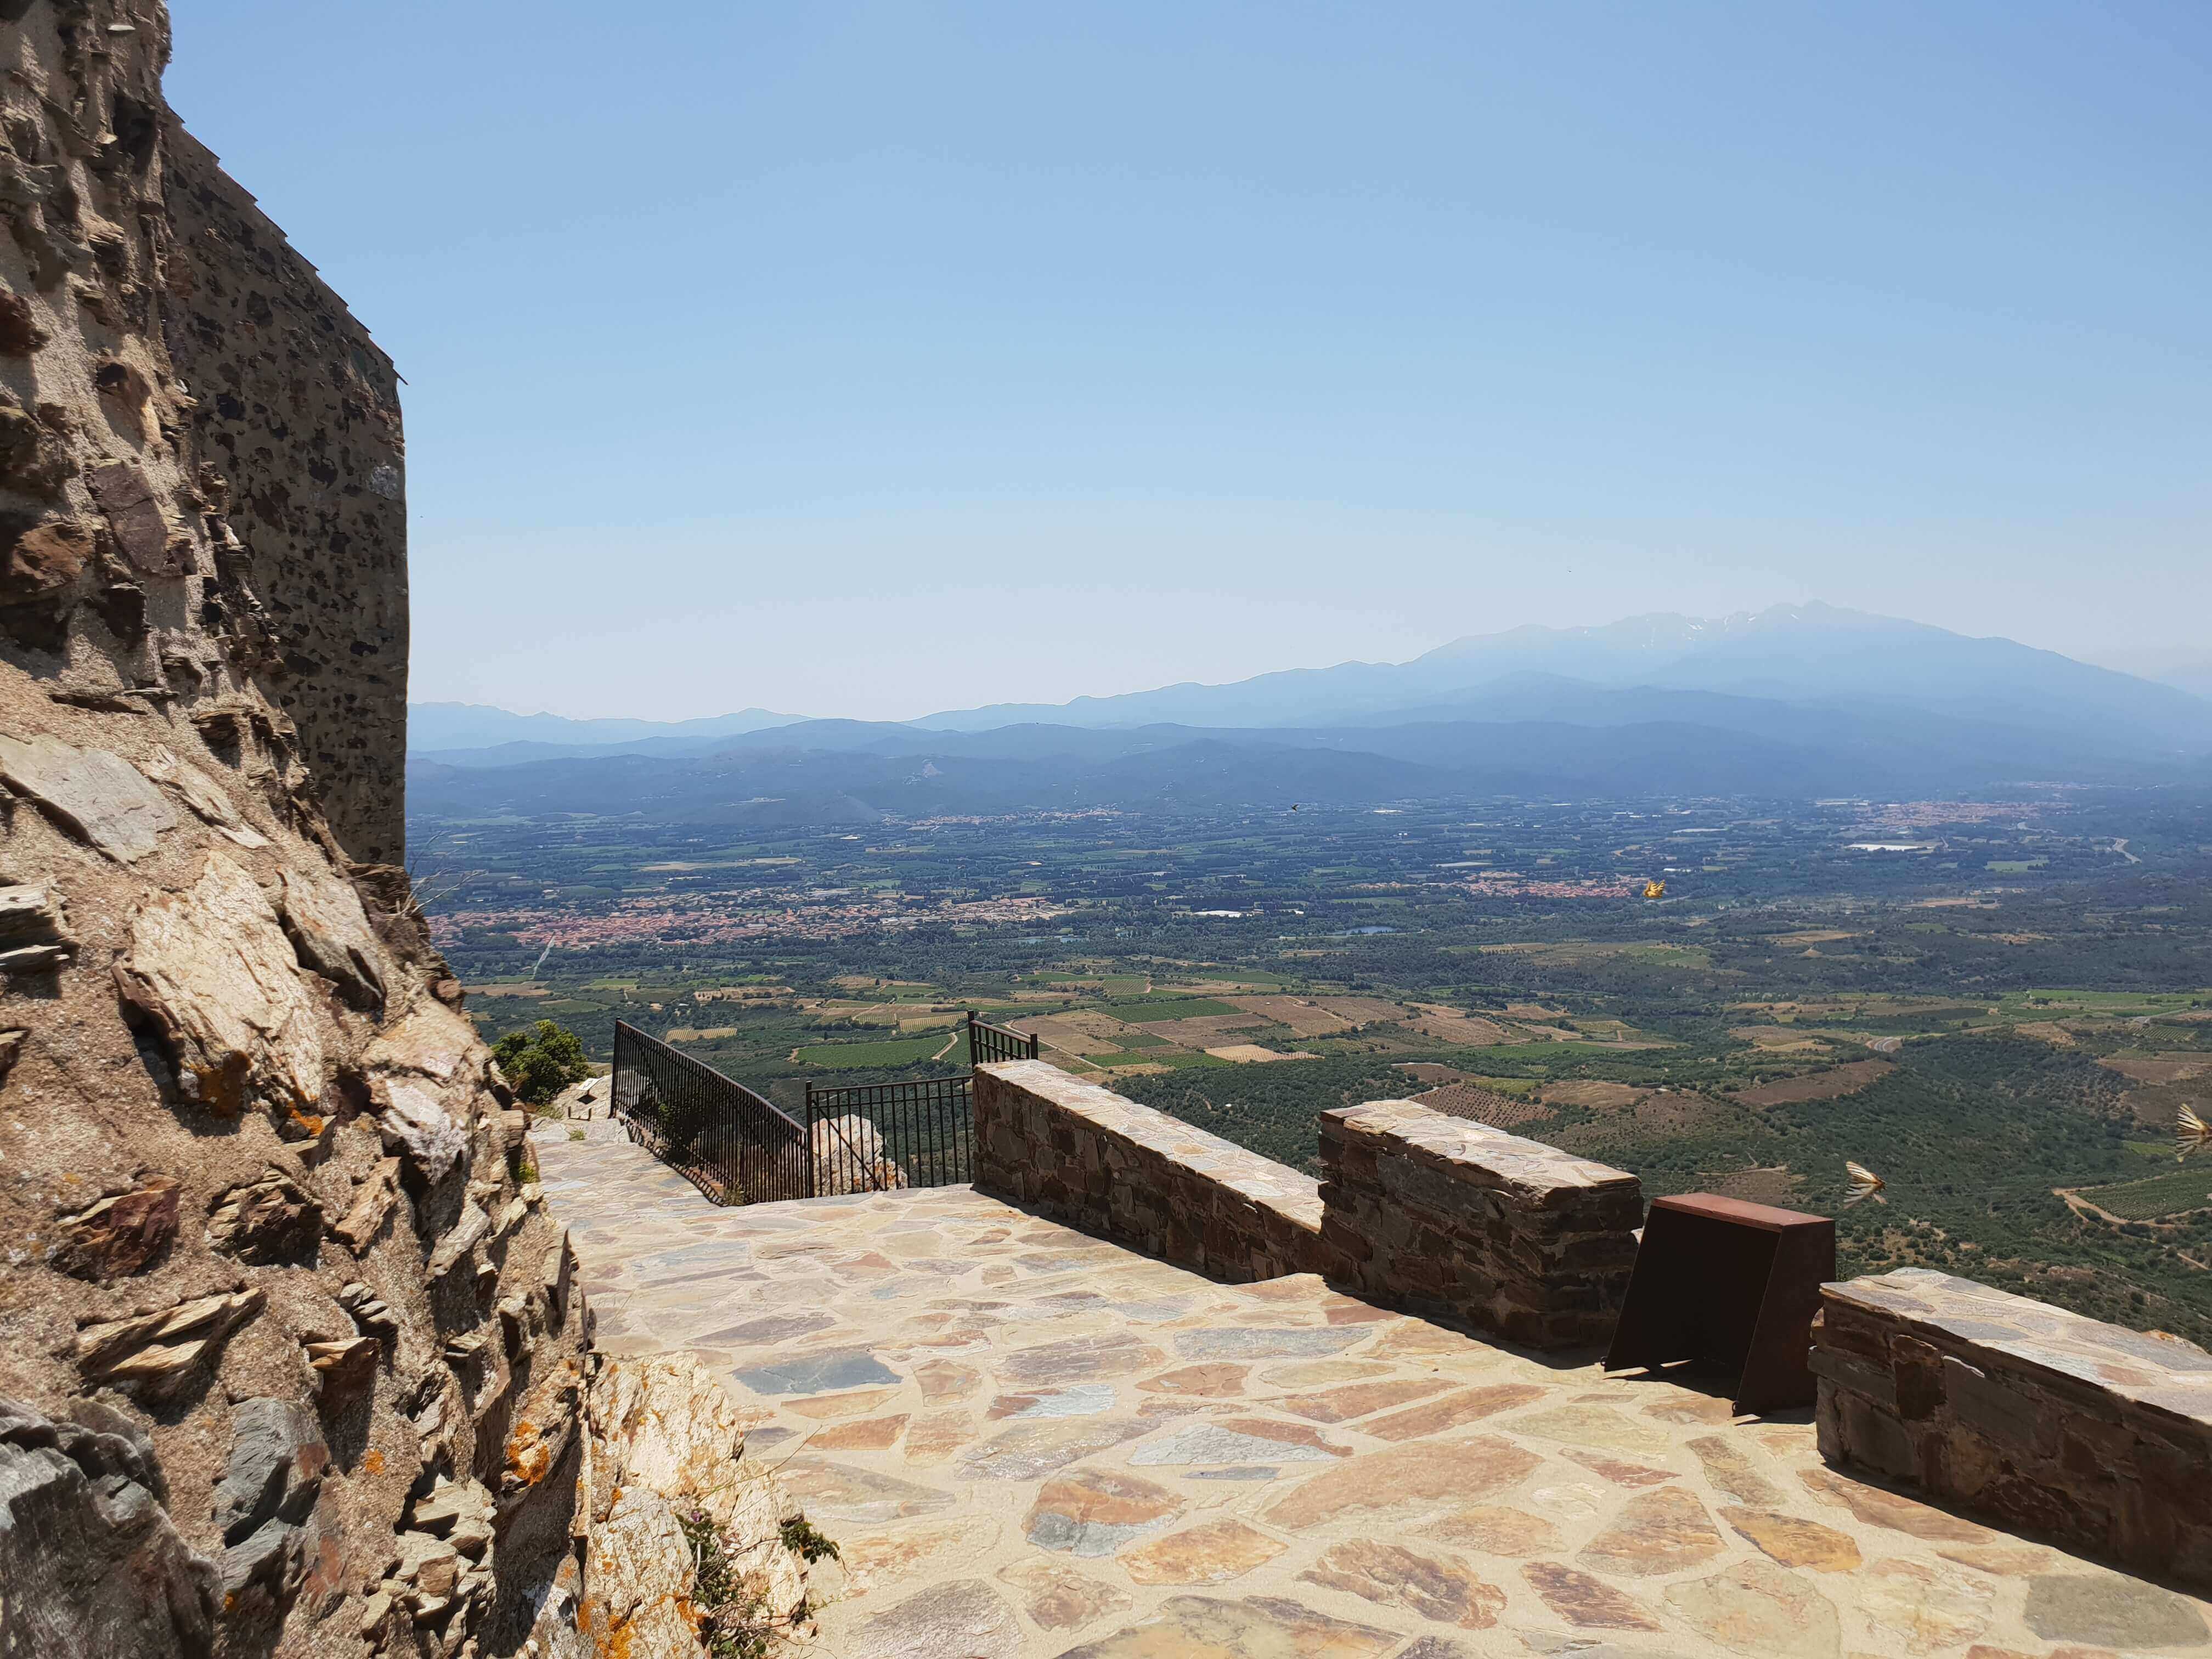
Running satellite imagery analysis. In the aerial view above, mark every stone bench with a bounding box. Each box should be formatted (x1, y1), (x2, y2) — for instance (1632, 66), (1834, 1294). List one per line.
(1317, 1099), (1643, 1348)
(973, 1060), (1334, 1283)
(1816, 1267), (2212, 1588)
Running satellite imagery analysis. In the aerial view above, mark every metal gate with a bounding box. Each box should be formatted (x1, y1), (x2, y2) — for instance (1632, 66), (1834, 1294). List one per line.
(612, 1012), (1036, 1204)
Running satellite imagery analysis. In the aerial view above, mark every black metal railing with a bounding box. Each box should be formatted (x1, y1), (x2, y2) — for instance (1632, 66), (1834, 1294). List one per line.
(804, 1074), (973, 1190)
(968, 1011), (1040, 1066)
(612, 1020), (812, 1204)
(613, 1011), (1039, 1205)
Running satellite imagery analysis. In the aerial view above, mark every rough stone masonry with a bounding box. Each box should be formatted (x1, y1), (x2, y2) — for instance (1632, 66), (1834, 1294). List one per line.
(1318, 1099), (1643, 1348)
(0, 4), (584, 1654)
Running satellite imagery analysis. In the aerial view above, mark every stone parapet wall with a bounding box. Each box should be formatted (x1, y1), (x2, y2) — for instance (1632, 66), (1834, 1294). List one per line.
(973, 1059), (1336, 1282)
(1816, 1267), (2212, 1590)
(1317, 1099), (1643, 1348)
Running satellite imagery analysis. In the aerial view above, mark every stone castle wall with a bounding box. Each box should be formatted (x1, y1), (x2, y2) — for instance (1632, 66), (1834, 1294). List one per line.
(161, 127), (408, 865)
(0, 5), (581, 1654)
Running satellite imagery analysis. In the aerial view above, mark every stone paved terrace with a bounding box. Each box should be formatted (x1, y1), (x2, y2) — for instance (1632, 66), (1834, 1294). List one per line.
(534, 1117), (2212, 1658)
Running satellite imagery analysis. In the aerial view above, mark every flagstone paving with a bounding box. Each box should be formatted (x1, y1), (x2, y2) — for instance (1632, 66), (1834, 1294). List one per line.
(535, 1117), (2212, 1658)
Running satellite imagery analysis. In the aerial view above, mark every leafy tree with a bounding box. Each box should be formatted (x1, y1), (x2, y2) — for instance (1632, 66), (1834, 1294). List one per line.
(493, 1019), (593, 1107)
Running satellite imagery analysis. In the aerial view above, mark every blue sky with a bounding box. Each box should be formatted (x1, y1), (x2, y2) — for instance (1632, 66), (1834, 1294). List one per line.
(167, 2), (2212, 720)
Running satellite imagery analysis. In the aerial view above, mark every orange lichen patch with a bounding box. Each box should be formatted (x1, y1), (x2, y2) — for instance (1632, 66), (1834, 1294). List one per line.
(284, 1109), (326, 1139)
(362, 1448), (385, 1475)
(190, 1057), (249, 1118)
(507, 1417), (553, 1487)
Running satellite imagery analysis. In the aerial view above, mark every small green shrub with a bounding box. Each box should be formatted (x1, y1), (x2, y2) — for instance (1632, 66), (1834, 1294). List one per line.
(780, 1515), (839, 1563)
(491, 1020), (593, 1106)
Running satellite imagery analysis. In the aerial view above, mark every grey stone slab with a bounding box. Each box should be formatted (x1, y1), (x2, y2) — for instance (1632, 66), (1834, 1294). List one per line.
(1172, 1328), (1363, 1361)
(731, 1348), (899, 1397)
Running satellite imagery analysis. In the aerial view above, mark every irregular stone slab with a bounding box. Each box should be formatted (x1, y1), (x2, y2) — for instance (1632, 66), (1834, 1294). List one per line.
(997, 1559), (1132, 1631)
(304, 1335), (377, 1400)
(2021, 1573), (2209, 1649)
(331, 1157), (401, 1253)
(52, 1175), (180, 1280)
(1121, 1518), (1288, 1585)
(115, 852), (322, 1118)
(1687, 1432), (1782, 1506)
(1264, 1435), (1540, 1530)
(213, 1397), (328, 1544)
(1130, 1418), (1345, 1467)
(1057, 1594), (1402, 1659)
(832, 1520), (979, 1592)
(786, 1385), (904, 1421)
(276, 867), (385, 1010)
(902, 1410), (973, 1468)
(841, 1578), (1024, 1659)
(692, 1310), (839, 1348)
(1000, 1332), (1163, 1385)
(364, 1002), (478, 1082)
(1509, 1403), (1673, 1462)
(1274, 1378), (1449, 1423)
(379, 1081), (467, 1186)
(0, 882), (75, 974)
(1422, 1504), (1561, 1558)
(779, 1458), (957, 1526)
(1361, 1383), (1548, 1441)
(1024, 1468), (1183, 1556)
(1172, 1328), (1363, 1362)
(206, 1167), (324, 1264)
(1663, 1560), (1842, 1659)
(0, 732), (177, 861)
(1300, 1538), (1508, 1629)
(1795, 1467), (1986, 1542)
(1719, 1507), (1861, 1572)
(0, 1397), (218, 1654)
(811, 1414), (910, 1451)
(989, 1382), (1117, 1420)
(1577, 1486), (1724, 1576)
(1564, 1449), (1677, 1487)
(1263, 1359), (1394, 1387)
(86, 460), (184, 575)
(1520, 1562), (1663, 1632)
(75, 1287), (263, 1397)
(140, 747), (267, 847)
(1936, 1541), (2052, 1576)
(1860, 1558), (1995, 1654)
(426, 1202), (491, 1282)
(958, 1417), (1144, 1480)
(1139, 1363), (1251, 1399)
(913, 1359), (981, 1401)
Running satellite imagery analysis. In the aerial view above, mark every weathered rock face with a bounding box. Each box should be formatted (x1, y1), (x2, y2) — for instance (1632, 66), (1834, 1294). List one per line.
(811, 1112), (913, 1195)
(0, 1395), (219, 1656)
(581, 1354), (823, 1657)
(0, 5), (585, 1655)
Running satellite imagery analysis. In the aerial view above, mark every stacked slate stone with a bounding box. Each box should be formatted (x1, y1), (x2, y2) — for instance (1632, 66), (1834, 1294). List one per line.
(1816, 1267), (2212, 1591)
(973, 1059), (1334, 1283)
(1318, 1099), (1644, 1349)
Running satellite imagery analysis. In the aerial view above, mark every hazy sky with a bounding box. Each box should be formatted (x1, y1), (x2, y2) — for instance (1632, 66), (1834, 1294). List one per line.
(167, 2), (2212, 721)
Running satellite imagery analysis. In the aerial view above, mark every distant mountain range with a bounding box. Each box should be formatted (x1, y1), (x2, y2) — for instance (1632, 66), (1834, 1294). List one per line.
(407, 604), (2212, 816)
(409, 703), (800, 754)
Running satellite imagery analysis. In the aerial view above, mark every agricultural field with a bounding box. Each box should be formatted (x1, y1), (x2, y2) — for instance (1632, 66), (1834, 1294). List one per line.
(417, 783), (2212, 1339)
